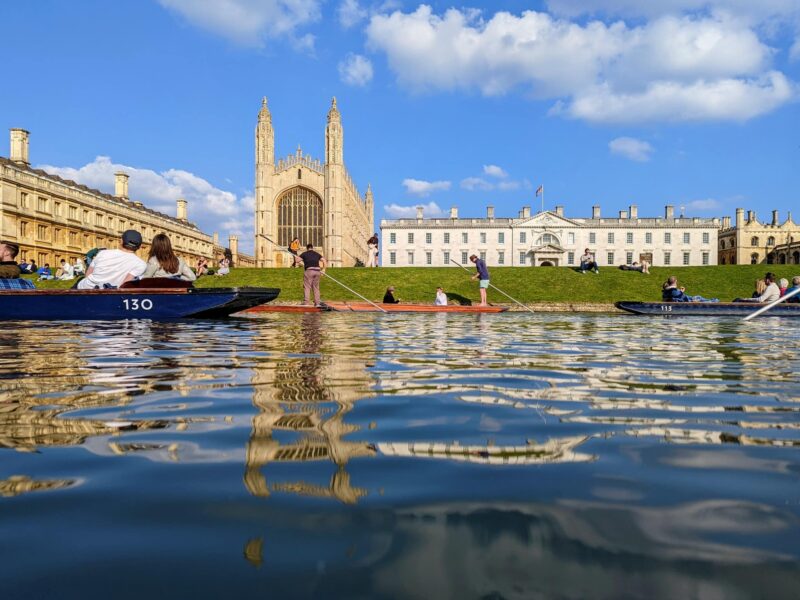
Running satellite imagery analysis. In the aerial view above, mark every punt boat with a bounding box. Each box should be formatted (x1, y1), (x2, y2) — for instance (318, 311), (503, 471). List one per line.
(0, 280), (280, 320)
(616, 301), (800, 317)
(245, 301), (509, 314)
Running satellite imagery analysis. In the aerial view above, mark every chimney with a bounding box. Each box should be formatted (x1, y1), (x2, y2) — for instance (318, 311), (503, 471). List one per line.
(665, 205), (674, 220)
(177, 198), (188, 221)
(629, 205), (638, 219)
(115, 172), (129, 200)
(735, 208), (744, 228)
(213, 232), (219, 246)
(416, 205), (424, 222)
(722, 216), (731, 229)
(9, 128), (30, 165)
(619, 210), (628, 219)
(450, 206), (458, 219)
(487, 206), (495, 221)
(555, 205), (564, 217)
(522, 206), (531, 218)
(772, 210), (779, 226)
(747, 210), (755, 223)
(592, 205), (600, 219)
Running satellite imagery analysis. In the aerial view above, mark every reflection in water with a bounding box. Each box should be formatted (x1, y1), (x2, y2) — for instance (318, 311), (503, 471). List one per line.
(1, 314), (800, 597)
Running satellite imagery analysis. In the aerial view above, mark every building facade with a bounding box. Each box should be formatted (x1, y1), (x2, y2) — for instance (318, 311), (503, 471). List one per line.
(0, 128), (226, 268)
(254, 97), (374, 268)
(381, 204), (719, 268)
(718, 208), (800, 265)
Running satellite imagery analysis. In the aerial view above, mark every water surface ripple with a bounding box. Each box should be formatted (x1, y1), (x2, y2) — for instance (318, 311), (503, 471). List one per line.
(1, 314), (799, 599)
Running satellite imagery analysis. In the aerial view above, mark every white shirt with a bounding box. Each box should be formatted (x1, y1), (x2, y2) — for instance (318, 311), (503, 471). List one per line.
(757, 282), (781, 304)
(77, 249), (146, 289)
(435, 291), (448, 306)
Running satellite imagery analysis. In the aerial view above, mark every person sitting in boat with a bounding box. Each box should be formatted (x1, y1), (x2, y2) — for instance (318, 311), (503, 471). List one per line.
(784, 276), (800, 303)
(0, 241), (35, 290)
(734, 272), (780, 303)
(142, 233), (197, 282)
(77, 230), (146, 290)
(435, 287), (447, 306)
(779, 278), (789, 297)
(662, 276), (718, 303)
(383, 286), (400, 304)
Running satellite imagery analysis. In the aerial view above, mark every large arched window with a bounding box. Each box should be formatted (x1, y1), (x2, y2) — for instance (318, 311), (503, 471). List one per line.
(537, 233), (559, 246)
(751, 236), (760, 246)
(277, 187), (323, 247)
(793, 251), (800, 264)
(720, 240), (726, 249)
(767, 236), (775, 246)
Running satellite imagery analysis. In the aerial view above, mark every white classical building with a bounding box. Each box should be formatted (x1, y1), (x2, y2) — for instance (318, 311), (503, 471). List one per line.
(380, 204), (720, 267)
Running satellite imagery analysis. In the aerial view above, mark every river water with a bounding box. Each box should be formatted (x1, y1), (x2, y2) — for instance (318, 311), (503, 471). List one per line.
(1, 313), (799, 599)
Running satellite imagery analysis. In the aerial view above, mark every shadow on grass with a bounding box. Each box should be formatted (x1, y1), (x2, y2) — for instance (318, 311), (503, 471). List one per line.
(447, 293), (473, 306)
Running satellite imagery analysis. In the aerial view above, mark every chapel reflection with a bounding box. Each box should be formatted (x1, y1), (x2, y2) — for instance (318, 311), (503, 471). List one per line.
(244, 313), (376, 504)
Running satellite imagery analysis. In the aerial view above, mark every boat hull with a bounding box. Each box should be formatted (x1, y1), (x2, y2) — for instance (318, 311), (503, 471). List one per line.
(616, 301), (800, 317)
(245, 302), (509, 314)
(0, 287), (280, 320)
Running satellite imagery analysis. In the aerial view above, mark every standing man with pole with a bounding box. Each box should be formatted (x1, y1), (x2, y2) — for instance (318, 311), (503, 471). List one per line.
(299, 243), (326, 306)
(469, 254), (490, 306)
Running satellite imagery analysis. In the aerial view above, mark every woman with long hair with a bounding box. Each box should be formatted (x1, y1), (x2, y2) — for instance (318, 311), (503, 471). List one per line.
(142, 233), (197, 281)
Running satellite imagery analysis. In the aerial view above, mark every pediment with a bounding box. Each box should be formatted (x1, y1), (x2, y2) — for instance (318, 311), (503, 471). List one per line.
(516, 211), (578, 228)
(530, 243), (566, 253)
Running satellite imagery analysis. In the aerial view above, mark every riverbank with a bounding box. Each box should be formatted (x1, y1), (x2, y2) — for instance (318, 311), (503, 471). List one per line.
(28, 264), (799, 305)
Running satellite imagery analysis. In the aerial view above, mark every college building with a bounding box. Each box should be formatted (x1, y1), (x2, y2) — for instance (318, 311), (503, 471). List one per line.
(253, 97), (374, 267)
(380, 204), (720, 268)
(0, 128), (241, 268)
(718, 209), (800, 265)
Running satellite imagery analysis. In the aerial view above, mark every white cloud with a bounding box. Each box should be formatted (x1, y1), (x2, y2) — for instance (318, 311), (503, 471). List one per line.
(338, 0), (368, 28)
(158, 0), (321, 48)
(366, 6), (796, 123)
(402, 178), (451, 196)
(461, 177), (493, 191)
(338, 53), (374, 86)
(37, 156), (253, 253)
(483, 164), (508, 178)
(686, 198), (723, 211)
(609, 137), (655, 161)
(383, 201), (446, 218)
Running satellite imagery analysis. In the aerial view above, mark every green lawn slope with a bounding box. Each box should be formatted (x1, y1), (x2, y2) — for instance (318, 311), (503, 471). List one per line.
(28, 265), (800, 304)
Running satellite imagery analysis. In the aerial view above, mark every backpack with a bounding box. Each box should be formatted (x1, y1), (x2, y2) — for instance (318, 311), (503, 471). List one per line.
(85, 247), (106, 267)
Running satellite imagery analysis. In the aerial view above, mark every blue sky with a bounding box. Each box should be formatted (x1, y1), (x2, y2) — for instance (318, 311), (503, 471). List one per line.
(3, 0), (799, 254)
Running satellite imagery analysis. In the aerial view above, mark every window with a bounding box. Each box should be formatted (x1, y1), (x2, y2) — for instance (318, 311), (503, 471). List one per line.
(626, 232), (633, 244)
(408, 251), (414, 265)
(683, 252), (690, 265)
(498, 232), (505, 244)
(498, 251), (505, 265)
(462, 232), (468, 244)
(20, 193), (28, 209)
(519, 252), (526, 265)
(720, 240), (726, 249)
(519, 231), (527, 244)
(19, 221), (28, 237)
(37, 224), (48, 240)
(408, 232), (414, 244)
(444, 232), (450, 244)
(480, 251), (486, 261)
(54, 201), (61, 216)
(538, 233), (557, 245)
(69, 231), (78, 245)
(568, 251), (575, 265)
(683, 232), (690, 244)
(608, 232), (614, 244)
(664, 232), (671, 244)
(703, 232), (710, 244)
(607, 252), (614, 265)
(443, 251), (450, 264)
(425, 232), (432, 244)
(480, 232), (486, 244)
(83, 210), (90, 224)
(426, 251), (432, 265)
(626, 251), (633, 264)
(38, 197), (48, 212)
(461, 251), (468, 264)
(702, 252), (709, 265)
(767, 236), (775, 246)
(751, 236), (759, 246)
(389, 251), (396, 265)
(298, 168), (302, 180)
(664, 251), (671, 265)
(568, 232), (575, 245)
(589, 232), (596, 244)
(68, 205), (78, 220)
(390, 232), (396, 244)
(54, 228), (62, 244)
(645, 232), (652, 244)
(96, 213), (104, 227)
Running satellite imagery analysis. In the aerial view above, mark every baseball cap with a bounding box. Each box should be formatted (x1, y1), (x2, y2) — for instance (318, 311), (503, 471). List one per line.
(122, 230), (143, 250)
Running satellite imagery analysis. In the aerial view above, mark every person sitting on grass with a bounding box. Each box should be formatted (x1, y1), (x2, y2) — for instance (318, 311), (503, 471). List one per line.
(216, 256), (230, 276)
(142, 233), (197, 282)
(435, 287), (447, 306)
(77, 230), (146, 290)
(383, 286), (400, 304)
(620, 260), (650, 274)
(579, 248), (599, 274)
(734, 272), (780, 303)
(37, 263), (53, 281)
(55, 259), (75, 281)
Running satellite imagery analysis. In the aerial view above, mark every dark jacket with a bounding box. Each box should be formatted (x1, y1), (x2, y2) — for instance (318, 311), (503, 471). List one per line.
(383, 291), (399, 304)
(0, 261), (21, 279)
(662, 286), (690, 302)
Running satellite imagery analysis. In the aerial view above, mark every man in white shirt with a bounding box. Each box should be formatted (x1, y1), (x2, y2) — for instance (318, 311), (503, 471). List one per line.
(740, 272), (781, 304)
(435, 287), (448, 306)
(77, 230), (146, 289)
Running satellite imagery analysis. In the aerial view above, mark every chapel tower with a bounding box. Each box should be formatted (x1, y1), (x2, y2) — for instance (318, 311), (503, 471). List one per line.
(255, 97), (275, 267)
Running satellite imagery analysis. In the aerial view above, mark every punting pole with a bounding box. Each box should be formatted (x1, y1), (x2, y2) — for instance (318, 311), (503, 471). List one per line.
(449, 258), (535, 314)
(742, 286), (800, 321)
(258, 235), (387, 313)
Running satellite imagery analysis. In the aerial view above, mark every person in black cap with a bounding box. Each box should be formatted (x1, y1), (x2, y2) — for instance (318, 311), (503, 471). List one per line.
(77, 229), (146, 289)
(0, 241), (22, 279)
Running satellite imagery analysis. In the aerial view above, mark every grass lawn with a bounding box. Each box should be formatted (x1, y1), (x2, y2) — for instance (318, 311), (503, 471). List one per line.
(28, 264), (800, 304)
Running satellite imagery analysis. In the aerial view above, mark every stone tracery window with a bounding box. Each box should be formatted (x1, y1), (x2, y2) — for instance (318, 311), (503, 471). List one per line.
(277, 187), (323, 247)
(537, 233), (559, 246)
